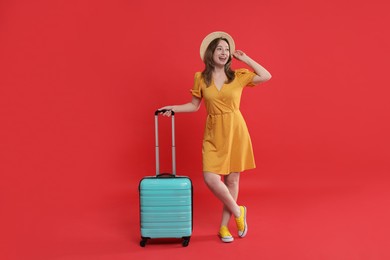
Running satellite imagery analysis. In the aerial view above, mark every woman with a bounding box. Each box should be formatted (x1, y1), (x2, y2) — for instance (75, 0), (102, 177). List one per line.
(159, 31), (271, 243)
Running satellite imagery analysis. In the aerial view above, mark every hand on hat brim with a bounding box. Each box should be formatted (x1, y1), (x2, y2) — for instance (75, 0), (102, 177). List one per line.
(232, 50), (248, 61)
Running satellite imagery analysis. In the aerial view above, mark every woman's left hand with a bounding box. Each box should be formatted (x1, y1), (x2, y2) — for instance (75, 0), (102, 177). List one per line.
(233, 50), (272, 84)
(233, 50), (249, 62)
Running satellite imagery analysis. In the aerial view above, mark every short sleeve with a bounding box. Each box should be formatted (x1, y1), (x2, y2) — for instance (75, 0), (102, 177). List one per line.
(190, 72), (203, 98)
(235, 68), (256, 87)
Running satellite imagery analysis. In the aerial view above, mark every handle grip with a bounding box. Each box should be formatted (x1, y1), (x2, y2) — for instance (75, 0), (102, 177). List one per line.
(155, 109), (175, 116)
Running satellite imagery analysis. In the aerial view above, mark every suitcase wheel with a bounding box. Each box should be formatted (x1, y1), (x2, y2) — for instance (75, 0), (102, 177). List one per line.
(140, 238), (148, 247)
(182, 237), (190, 247)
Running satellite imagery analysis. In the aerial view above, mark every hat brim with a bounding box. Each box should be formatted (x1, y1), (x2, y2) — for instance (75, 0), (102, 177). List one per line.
(200, 31), (235, 61)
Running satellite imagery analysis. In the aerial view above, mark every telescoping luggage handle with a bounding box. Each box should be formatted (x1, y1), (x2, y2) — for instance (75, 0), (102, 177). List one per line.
(154, 109), (176, 177)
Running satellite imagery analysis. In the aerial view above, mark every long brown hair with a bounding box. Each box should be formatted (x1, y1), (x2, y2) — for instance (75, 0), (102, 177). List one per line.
(201, 38), (235, 87)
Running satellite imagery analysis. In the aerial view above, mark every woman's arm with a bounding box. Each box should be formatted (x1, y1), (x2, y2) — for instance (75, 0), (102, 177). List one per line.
(233, 50), (272, 85)
(158, 96), (202, 117)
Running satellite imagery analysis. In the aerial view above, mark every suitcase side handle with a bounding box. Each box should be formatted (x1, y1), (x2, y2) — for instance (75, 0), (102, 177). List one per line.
(156, 173), (175, 178)
(154, 110), (176, 176)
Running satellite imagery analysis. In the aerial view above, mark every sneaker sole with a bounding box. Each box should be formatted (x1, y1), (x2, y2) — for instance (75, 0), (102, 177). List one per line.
(221, 236), (234, 243)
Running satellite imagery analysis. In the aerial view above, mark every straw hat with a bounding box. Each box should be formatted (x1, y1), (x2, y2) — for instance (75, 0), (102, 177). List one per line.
(199, 31), (235, 61)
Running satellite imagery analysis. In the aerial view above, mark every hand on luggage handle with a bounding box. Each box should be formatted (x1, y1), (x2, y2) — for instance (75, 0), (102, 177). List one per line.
(155, 109), (175, 116)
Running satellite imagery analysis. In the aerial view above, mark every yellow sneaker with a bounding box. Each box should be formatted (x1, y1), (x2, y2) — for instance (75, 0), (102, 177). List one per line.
(235, 206), (247, 237)
(219, 225), (234, 243)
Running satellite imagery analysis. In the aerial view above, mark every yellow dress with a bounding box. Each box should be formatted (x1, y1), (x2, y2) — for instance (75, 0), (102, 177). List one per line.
(191, 69), (257, 175)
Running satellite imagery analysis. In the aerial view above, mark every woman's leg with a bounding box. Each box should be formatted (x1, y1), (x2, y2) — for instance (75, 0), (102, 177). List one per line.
(203, 172), (241, 218)
(220, 172), (240, 227)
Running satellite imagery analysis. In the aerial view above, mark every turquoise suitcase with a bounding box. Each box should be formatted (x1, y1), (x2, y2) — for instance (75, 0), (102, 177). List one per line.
(139, 110), (193, 247)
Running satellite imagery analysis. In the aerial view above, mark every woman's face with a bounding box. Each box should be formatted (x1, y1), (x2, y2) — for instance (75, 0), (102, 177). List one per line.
(212, 40), (230, 67)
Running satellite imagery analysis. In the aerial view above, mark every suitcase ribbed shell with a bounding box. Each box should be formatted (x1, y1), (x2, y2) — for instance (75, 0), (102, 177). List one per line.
(139, 176), (192, 239)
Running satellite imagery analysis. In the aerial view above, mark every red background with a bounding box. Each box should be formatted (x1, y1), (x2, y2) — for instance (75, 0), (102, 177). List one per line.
(1, 0), (389, 259)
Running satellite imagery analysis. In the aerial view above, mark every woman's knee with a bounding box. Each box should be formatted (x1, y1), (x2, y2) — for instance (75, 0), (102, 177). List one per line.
(203, 171), (220, 186)
(224, 172), (240, 188)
